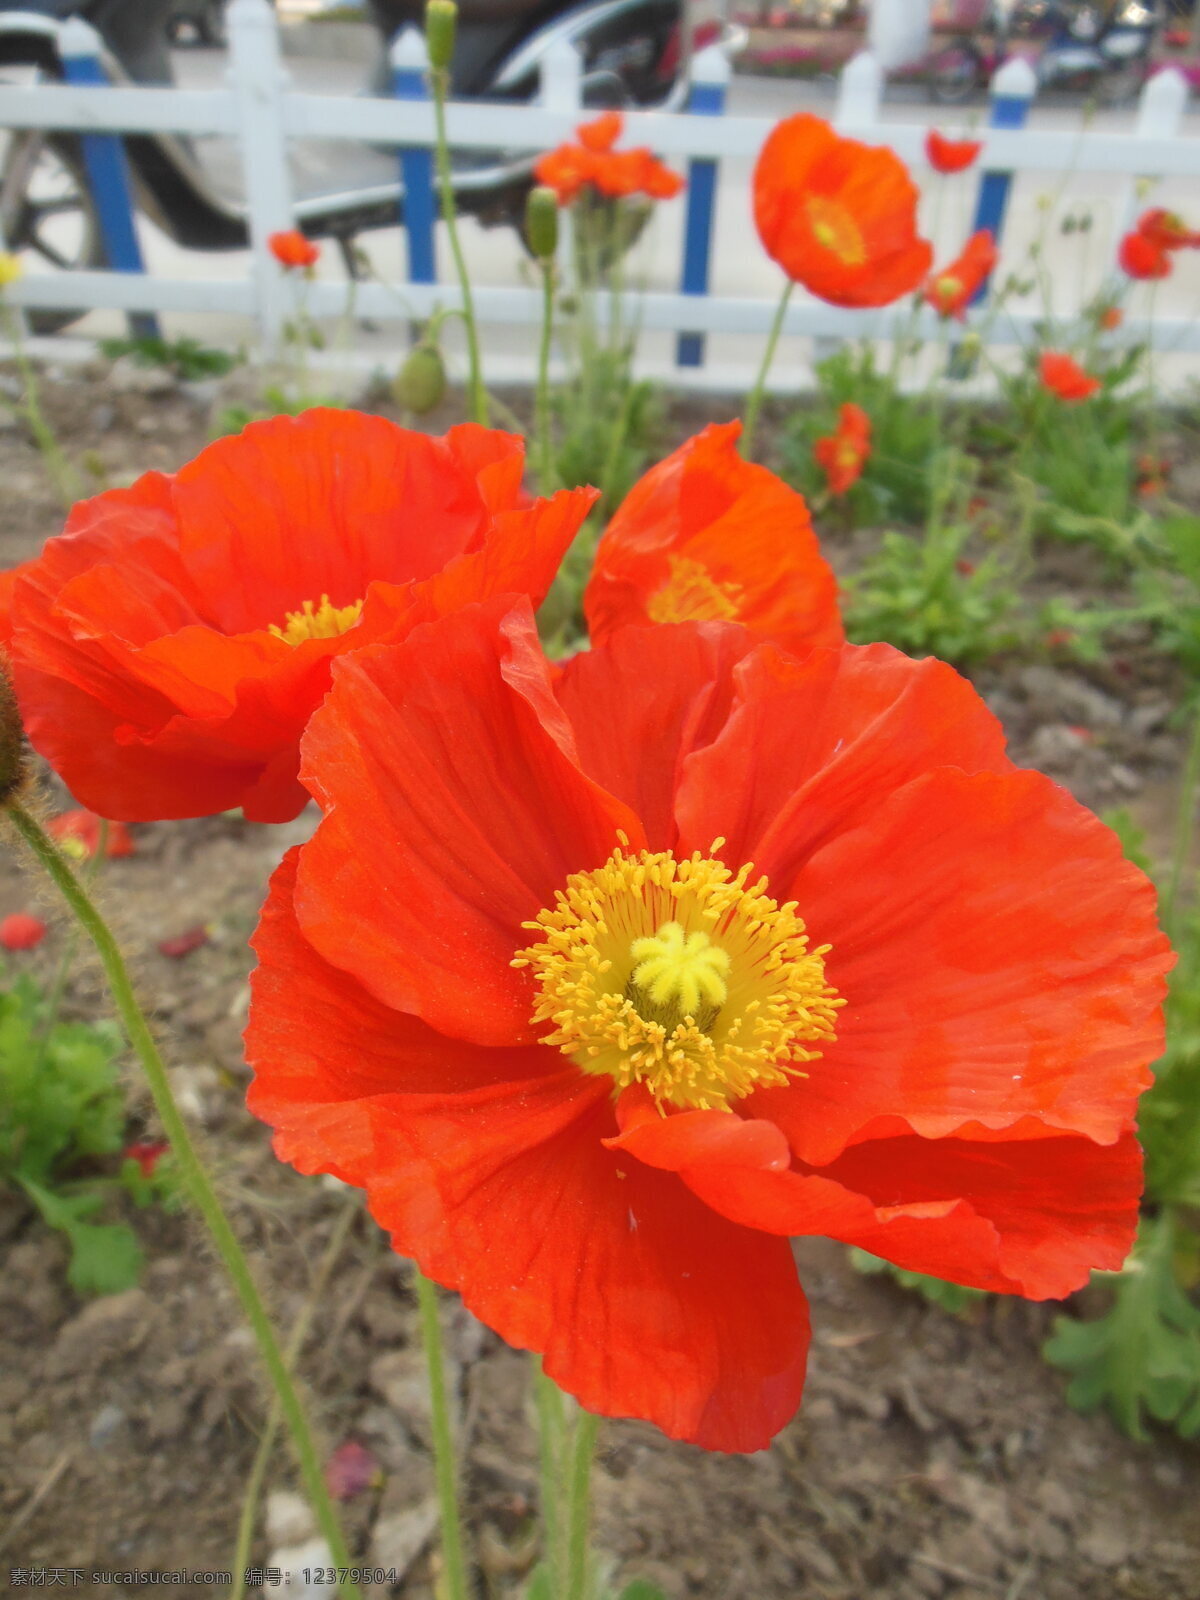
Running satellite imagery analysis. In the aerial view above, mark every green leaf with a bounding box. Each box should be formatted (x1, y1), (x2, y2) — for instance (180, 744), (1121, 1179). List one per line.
(1043, 1212), (1200, 1441)
(617, 1584), (669, 1600)
(850, 1248), (987, 1314)
(21, 1178), (144, 1296)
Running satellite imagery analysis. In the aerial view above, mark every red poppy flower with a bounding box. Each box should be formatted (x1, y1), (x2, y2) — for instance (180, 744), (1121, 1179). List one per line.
(6, 411), (595, 824)
(1039, 351), (1101, 402)
(535, 112), (684, 207)
(753, 114), (933, 308)
(0, 911), (46, 950)
(584, 422), (842, 656)
(1119, 230), (1172, 281)
(813, 401), (872, 497)
(577, 110), (623, 154)
(922, 230), (998, 320)
(268, 230), (319, 271)
(47, 809), (135, 860)
(925, 129), (983, 174)
(1136, 207), (1200, 251)
(245, 598), (1168, 1452)
(1098, 305), (1123, 331)
(533, 143), (598, 206)
(123, 1140), (169, 1178)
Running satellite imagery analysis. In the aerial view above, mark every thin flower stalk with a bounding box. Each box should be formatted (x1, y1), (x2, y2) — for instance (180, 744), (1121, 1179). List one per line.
(742, 280), (792, 459)
(415, 1266), (473, 1600)
(5, 799), (362, 1600)
(428, 61), (487, 425)
(564, 1408), (601, 1600)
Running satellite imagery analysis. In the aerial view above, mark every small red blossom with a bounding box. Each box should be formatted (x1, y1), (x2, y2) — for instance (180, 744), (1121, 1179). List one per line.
(923, 230), (998, 320)
(1119, 230), (1172, 281)
(534, 111), (684, 207)
(47, 810), (135, 860)
(577, 110), (622, 153)
(123, 1140), (169, 1178)
(246, 599), (1169, 1451)
(813, 402), (872, 496)
(158, 923), (211, 959)
(925, 129), (983, 174)
(325, 1439), (379, 1501)
(268, 230), (319, 271)
(1045, 628), (1076, 649)
(1137, 207), (1200, 252)
(1039, 351), (1101, 402)
(955, 559), (976, 576)
(1098, 305), (1123, 331)
(584, 422), (842, 657)
(0, 911), (46, 950)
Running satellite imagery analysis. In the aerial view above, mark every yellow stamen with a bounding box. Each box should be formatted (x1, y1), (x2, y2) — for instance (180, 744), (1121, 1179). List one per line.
(513, 844), (842, 1113)
(806, 196), (866, 267)
(269, 594), (363, 646)
(645, 555), (745, 626)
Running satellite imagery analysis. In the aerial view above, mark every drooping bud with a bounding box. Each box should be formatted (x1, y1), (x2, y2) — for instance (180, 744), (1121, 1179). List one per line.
(0, 654), (27, 806)
(526, 186), (559, 261)
(393, 341), (446, 415)
(425, 0), (457, 72)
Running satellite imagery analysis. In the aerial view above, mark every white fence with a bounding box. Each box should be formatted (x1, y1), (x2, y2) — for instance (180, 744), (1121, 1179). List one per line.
(1, 0), (1200, 387)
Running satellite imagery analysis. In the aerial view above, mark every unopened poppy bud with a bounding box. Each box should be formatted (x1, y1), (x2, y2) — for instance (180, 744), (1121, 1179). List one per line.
(393, 342), (446, 414)
(425, 0), (457, 71)
(958, 331), (983, 360)
(0, 655), (26, 806)
(526, 186), (559, 260)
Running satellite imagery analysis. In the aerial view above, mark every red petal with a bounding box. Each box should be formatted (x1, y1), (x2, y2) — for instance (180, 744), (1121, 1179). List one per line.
(604, 1085), (791, 1172)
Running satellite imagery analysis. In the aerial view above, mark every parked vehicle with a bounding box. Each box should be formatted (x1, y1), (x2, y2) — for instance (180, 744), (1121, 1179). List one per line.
(0, 0), (723, 329)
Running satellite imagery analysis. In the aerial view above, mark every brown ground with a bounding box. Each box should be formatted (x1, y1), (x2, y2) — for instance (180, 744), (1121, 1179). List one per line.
(0, 365), (1197, 1600)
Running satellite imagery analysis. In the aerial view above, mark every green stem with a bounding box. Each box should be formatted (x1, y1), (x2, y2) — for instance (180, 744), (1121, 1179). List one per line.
(535, 259), (557, 494)
(414, 1266), (472, 1600)
(5, 800), (361, 1600)
(742, 280), (793, 461)
(430, 68), (487, 426)
(564, 1409), (599, 1600)
(1164, 707), (1200, 938)
(1, 303), (81, 508)
(229, 1197), (360, 1600)
(533, 1359), (566, 1590)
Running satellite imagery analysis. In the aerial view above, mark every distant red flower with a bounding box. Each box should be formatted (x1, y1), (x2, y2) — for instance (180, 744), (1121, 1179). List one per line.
(268, 230), (319, 271)
(925, 129), (983, 174)
(1136, 207), (1200, 252)
(123, 1140), (169, 1178)
(6, 412), (595, 824)
(923, 230), (998, 320)
(535, 111), (684, 207)
(246, 599), (1169, 1451)
(0, 911), (46, 950)
(1045, 628), (1075, 649)
(158, 924), (210, 959)
(754, 114), (933, 308)
(1119, 230), (1172, 281)
(1039, 351), (1101, 402)
(813, 402), (872, 496)
(584, 422), (843, 656)
(325, 1440), (379, 1501)
(47, 810), (135, 860)
(1098, 305), (1123, 331)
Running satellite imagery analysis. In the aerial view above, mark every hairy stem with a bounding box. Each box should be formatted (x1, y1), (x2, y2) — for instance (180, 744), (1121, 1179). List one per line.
(564, 1408), (600, 1600)
(414, 1267), (472, 1600)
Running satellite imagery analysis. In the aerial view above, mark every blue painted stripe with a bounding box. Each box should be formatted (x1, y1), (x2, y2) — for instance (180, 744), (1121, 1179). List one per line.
(393, 64), (437, 284)
(61, 51), (158, 338)
(969, 90), (1032, 305)
(676, 76), (726, 369)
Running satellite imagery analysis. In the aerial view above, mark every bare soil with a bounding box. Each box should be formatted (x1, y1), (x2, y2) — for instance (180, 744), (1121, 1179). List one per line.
(0, 366), (1197, 1600)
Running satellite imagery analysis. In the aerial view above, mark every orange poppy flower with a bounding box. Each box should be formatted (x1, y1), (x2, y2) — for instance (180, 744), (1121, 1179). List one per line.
(1039, 351), (1101, 402)
(245, 598), (1168, 1451)
(534, 111), (684, 207)
(925, 129), (983, 174)
(922, 229), (998, 320)
(813, 402), (871, 497)
(1136, 206), (1200, 251)
(1119, 229), (1172, 281)
(584, 422), (842, 656)
(753, 114), (933, 308)
(6, 411), (595, 824)
(268, 229), (319, 271)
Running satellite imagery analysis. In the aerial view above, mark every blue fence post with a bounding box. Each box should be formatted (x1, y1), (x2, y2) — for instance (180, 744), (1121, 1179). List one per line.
(675, 43), (730, 369)
(969, 55), (1037, 306)
(391, 27), (437, 286)
(59, 17), (158, 340)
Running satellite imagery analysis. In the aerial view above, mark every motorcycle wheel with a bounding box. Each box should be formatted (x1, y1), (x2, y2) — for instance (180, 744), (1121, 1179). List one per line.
(930, 43), (982, 105)
(0, 54), (106, 334)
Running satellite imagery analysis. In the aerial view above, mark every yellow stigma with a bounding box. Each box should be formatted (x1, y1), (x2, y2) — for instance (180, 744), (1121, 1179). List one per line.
(806, 195), (866, 266)
(513, 842), (842, 1112)
(645, 555), (745, 626)
(269, 594), (363, 646)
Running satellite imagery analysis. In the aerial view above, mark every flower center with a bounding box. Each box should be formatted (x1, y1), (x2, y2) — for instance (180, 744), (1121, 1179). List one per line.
(645, 555), (745, 626)
(269, 594), (364, 647)
(806, 196), (866, 266)
(513, 841), (842, 1112)
(935, 273), (963, 305)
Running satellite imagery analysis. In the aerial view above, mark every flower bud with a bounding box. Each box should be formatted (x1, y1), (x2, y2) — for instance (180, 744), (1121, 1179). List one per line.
(526, 186), (559, 260)
(0, 654), (26, 806)
(425, 0), (457, 72)
(393, 342), (446, 415)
